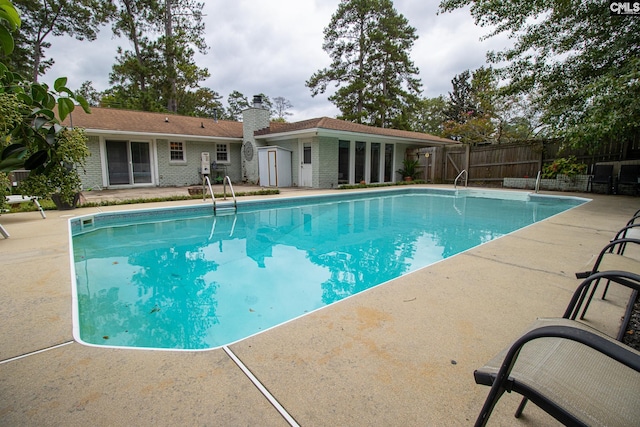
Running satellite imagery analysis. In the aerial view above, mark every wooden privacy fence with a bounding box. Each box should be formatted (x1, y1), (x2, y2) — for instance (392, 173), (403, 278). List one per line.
(411, 138), (640, 185)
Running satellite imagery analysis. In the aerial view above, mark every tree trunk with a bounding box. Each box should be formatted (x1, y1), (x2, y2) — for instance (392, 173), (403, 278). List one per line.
(165, 0), (178, 113)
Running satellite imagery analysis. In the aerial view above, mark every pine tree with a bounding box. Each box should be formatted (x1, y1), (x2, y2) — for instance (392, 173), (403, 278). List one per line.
(307, 0), (421, 129)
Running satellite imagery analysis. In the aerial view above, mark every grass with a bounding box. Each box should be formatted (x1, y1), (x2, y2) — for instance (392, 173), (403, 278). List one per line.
(5, 180), (431, 214)
(3, 189), (281, 213)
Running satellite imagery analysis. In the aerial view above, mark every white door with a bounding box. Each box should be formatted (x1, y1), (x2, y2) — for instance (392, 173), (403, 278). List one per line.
(300, 143), (312, 187)
(268, 150), (277, 186)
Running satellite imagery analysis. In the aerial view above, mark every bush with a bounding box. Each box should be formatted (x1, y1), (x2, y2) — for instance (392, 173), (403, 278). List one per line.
(542, 156), (587, 179)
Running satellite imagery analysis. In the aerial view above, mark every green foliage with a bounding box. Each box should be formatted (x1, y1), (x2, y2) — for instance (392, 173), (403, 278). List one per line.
(76, 80), (102, 107)
(0, 171), (9, 210)
(108, 0), (209, 113)
(396, 158), (420, 180)
(0, 0), (91, 208)
(542, 156), (587, 179)
(178, 87), (224, 118)
(3, 0), (112, 81)
(15, 127), (89, 205)
(439, 0), (640, 150)
(307, 0), (422, 129)
(405, 96), (447, 135)
(0, 0), (20, 55)
(226, 90), (250, 121)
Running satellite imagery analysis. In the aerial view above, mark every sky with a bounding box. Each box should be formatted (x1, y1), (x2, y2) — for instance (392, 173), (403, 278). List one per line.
(44, 0), (512, 121)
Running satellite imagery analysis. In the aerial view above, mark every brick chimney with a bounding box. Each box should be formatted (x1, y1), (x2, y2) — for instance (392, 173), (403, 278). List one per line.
(241, 95), (270, 183)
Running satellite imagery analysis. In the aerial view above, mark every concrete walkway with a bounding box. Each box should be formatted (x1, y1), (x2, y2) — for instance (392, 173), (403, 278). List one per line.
(0, 186), (637, 426)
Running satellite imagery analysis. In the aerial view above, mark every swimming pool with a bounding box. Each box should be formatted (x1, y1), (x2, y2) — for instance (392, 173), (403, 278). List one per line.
(70, 188), (588, 350)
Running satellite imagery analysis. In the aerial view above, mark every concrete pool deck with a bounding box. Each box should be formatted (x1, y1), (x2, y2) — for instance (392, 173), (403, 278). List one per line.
(0, 185), (638, 426)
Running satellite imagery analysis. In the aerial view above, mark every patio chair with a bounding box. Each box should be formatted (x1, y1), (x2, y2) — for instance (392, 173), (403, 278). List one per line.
(1, 195), (46, 239)
(587, 164), (614, 194)
(616, 164), (640, 195)
(573, 237), (640, 320)
(5, 195), (46, 219)
(473, 271), (640, 427)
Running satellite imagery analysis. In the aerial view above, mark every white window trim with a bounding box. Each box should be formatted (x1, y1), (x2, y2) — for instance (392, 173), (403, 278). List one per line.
(169, 140), (187, 164)
(215, 142), (231, 165)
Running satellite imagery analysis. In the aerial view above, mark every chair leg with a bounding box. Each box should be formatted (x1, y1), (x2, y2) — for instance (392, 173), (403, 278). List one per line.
(32, 198), (46, 219)
(0, 224), (9, 238)
(474, 385), (507, 427)
(580, 278), (602, 320)
(601, 279), (611, 300)
(515, 397), (529, 418)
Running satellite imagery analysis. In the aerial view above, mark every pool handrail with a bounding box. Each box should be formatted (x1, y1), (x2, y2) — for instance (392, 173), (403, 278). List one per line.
(454, 169), (468, 189)
(223, 176), (237, 209)
(203, 175), (215, 207)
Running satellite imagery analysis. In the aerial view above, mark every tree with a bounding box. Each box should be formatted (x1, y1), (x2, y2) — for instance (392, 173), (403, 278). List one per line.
(272, 96), (293, 122)
(439, 0), (640, 151)
(2, 0), (112, 82)
(441, 68), (496, 144)
(444, 70), (475, 123)
(77, 80), (102, 107)
(226, 90), (249, 121)
(307, 0), (422, 129)
(108, 0), (209, 113)
(226, 91), (272, 121)
(405, 96), (447, 135)
(178, 87), (224, 118)
(1, 0), (91, 207)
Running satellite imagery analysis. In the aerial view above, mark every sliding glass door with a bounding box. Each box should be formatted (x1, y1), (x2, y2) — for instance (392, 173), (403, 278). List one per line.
(106, 140), (152, 186)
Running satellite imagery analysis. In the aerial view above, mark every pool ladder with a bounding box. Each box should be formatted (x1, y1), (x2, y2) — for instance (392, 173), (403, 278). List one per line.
(204, 175), (237, 215)
(454, 169), (468, 189)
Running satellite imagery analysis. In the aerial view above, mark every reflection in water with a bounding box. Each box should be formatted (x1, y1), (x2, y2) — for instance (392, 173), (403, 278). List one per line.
(73, 193), (580, 349)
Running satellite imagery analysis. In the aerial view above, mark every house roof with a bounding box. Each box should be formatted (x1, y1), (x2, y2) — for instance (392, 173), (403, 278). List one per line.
(62, 107), (454, 145)
(255, 117), (455, 145)
(61, 107), (244, 139)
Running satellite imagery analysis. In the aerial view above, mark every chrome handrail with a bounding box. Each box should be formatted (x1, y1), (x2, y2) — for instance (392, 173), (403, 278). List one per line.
(204, 175), (215, 209)
(454, 169), (468, 189)
(223, 175), (237, 208)
(535, 170), (541, 193)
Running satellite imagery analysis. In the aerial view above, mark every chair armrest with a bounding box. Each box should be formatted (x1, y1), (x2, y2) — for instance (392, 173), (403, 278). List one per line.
(614, 223), (640, 240)
(585, 238), (640, 274)
(564, 270), (640, 319)
(474, 318), (640, 426)
(477, 318), (640, 388)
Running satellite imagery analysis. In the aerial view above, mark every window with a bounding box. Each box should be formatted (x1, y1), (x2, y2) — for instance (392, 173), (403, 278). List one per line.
(170, 141), (185, 162)
(216, 143), (229, 163)
(355, 141), (366, 183)
(338, 140), (350, 184)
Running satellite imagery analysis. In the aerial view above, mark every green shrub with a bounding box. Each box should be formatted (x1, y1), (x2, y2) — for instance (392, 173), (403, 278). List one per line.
(542, 156), (587, 179)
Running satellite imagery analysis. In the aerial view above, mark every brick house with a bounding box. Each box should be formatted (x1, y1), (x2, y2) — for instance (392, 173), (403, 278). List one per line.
(63, 98), (454, 190)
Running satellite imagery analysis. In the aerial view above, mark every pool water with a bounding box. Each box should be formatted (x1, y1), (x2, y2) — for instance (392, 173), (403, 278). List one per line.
(71, 189), (586, 350)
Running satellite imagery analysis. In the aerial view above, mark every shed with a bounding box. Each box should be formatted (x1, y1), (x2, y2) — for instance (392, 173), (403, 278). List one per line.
(258, 146), (292, 187)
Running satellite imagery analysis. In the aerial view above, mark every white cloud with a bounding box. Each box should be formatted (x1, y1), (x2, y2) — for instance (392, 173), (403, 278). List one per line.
(44, 0), (512, 121)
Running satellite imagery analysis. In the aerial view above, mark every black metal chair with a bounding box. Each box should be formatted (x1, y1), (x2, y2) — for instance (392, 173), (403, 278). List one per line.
(616, 164), (640, 195)
(473, 271), (640, 427)
(587, 164), (614, 194)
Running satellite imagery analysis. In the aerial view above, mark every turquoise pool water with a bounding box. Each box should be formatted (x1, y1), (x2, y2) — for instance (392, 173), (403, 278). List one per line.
(70, 189), (587, 350)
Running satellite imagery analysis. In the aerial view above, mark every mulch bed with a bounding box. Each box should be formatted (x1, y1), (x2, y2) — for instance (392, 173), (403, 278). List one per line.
(623, 295), (640, 351)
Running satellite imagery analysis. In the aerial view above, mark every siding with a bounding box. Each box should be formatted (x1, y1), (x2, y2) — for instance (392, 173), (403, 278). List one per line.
(318, 136), (339, 188)
(158, 140), (240, 186)
(81, 135), (103, 190)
